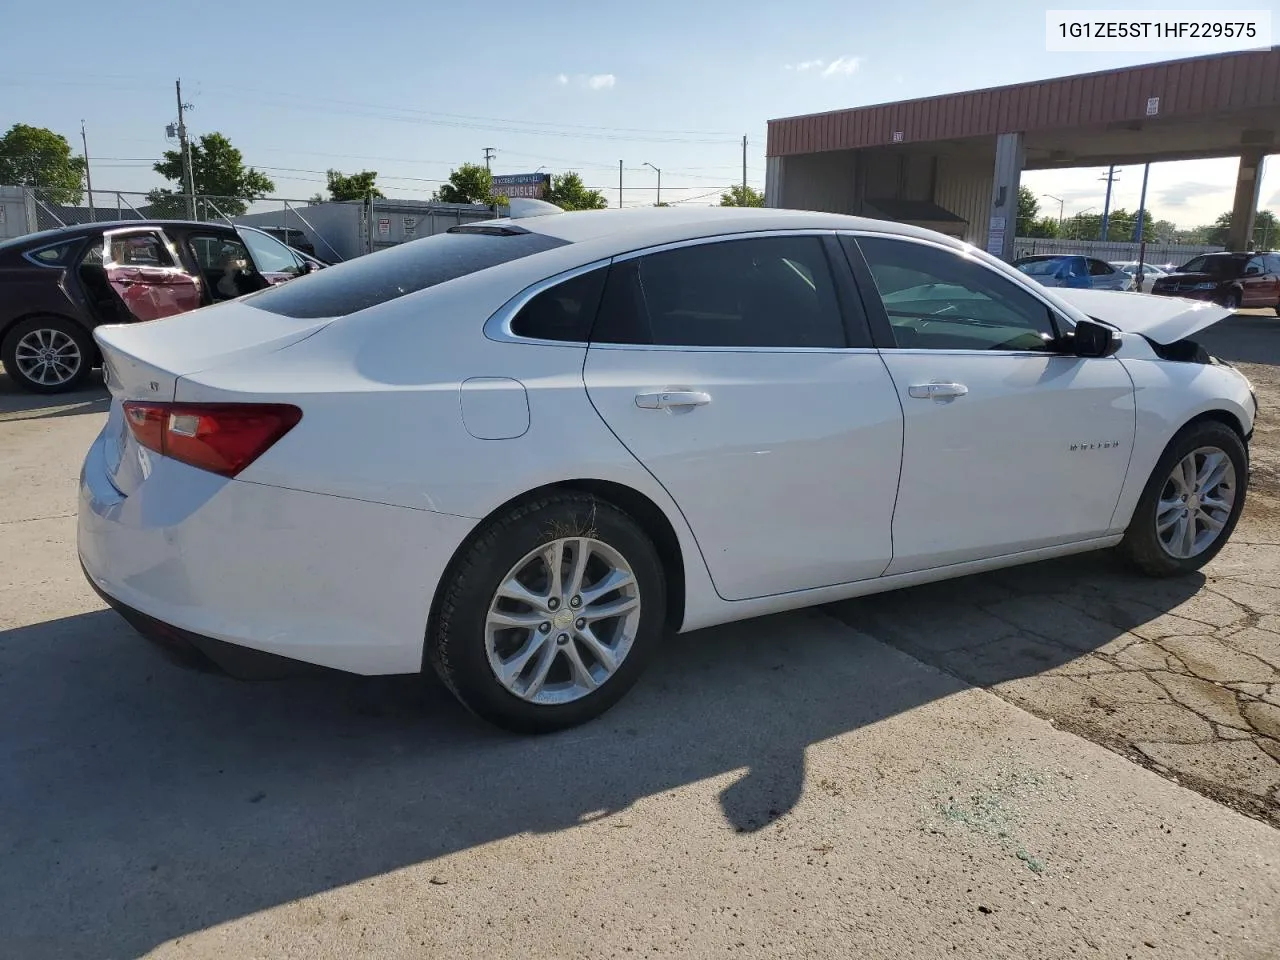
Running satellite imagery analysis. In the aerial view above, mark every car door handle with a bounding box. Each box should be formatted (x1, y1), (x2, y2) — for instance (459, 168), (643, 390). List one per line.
(908, 382), (968, 400)
(635, 391), (712, 410)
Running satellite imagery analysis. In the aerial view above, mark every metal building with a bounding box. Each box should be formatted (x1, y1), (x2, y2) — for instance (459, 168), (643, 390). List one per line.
(766, 49), (1280, 258)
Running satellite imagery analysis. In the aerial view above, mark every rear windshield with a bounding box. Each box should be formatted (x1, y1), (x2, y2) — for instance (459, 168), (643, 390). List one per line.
(1179, 255), (1243, 277)
(244, 228), (569, 319)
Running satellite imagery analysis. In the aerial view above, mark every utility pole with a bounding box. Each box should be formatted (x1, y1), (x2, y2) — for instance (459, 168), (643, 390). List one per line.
(175, 79), (196, 220)
(1134, 163), (1151, 289)
(80, 121), (94, 220)
(483, 147), (496, 171)
(1099, 165), (1119, 241)
(644, 162), (661, 206)
(742, 135), (748, 203)
(618, 161), (623, 208)
(1043, 193), (1065, 230)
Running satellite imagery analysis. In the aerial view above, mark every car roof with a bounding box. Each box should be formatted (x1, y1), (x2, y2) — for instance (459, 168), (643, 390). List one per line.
(5, 220), (235, 244)
(501, 205), (970, 254)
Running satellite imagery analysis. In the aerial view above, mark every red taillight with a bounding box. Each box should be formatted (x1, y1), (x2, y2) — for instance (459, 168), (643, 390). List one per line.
(122, 402), (302, 477)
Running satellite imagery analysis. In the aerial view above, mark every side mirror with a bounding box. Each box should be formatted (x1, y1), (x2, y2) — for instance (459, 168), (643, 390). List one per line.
(1064, 318), (1121, 358)
(301, 260), (315, 274)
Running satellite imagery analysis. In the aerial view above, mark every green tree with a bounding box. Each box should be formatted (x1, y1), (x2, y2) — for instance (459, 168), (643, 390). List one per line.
(148, 132), (274, 217)
(1016, 185), (1039, 233)
(545, 172), (608, 211)
(0, 123), (84, 205)
(434, 163), (494, 204)
(325, 169), (383, 201)
(1024, 216), (1059, 239)
(720, 184), (765, 207)
(1206, 209), (1279, 247)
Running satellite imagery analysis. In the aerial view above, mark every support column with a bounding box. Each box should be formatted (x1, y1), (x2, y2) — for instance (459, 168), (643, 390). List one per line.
(986, 132), (1024, 261)
(764, 156), (786, 208)
(1226, 150), (1266, 251)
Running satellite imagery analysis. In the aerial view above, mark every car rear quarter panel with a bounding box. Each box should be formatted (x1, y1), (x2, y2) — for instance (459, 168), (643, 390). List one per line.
(175, 268), (723, 630)
(1109, 357), (1256, 531)
(0, 267), (90, 333)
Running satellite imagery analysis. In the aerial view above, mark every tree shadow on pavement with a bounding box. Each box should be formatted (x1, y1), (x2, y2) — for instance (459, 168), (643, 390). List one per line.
(0, 552), (1203, 960)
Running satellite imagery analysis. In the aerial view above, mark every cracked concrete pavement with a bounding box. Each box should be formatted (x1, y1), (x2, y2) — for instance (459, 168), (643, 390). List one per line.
(2, 314), (1279, 959)
(831, 312), (1280, 829)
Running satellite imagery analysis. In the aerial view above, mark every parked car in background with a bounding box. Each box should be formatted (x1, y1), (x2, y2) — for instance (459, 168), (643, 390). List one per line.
(0, 220), (318, 393)
(1150, 252), (1280, 312)
(1013, 254), (1134, 291)
(1112, 261), (1169, 293)
(78, 205), (1257, 734)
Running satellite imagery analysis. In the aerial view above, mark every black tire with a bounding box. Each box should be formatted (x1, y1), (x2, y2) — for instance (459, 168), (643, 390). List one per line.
(1118, 419), (1248, 577)
(1220, 288), (1242, 311)
(1, 316), (95, 394)
(427, 493), (667, 734)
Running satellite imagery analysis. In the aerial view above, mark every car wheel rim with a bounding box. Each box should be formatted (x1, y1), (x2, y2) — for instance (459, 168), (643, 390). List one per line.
(485, 536), (641, 706)
(1155, 446), (1237, 559)
(13, 328), (81, 386)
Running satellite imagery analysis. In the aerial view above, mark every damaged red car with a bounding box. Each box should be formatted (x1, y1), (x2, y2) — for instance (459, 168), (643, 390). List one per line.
(0, 220), (321, 394)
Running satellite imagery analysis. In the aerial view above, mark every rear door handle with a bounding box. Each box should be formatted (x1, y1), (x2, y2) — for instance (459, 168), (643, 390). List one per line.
(907, 382), (968, 401)
(635, 390), (712, 410)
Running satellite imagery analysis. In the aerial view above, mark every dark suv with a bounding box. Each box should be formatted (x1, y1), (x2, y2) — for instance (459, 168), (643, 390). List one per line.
(0, 220), (318, 393)
(1150, 251), (1280, 312)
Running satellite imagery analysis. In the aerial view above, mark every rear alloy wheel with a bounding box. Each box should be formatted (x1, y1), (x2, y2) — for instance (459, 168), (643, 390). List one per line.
(2, 317), (94, 394)
(1118, 421), (1248, 577)
(427, 493), (666, 733)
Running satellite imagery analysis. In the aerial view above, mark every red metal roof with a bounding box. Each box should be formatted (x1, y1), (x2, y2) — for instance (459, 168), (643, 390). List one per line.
(767, 49), (1280, 156)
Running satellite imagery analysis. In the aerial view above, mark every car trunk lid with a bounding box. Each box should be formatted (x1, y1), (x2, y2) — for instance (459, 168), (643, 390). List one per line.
(94, 300), (332, 496)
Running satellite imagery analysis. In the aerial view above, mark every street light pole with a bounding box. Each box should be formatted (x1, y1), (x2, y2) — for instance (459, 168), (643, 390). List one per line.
(80, 121), (94, 220)
(1043, 193), (1065, 229)
(644, 162), (661, 206)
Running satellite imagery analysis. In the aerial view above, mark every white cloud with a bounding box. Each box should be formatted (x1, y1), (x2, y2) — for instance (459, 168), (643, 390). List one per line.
(784, 56), (860, 77)
(557, 72), (616, 91)
(822, 56), (860, 77)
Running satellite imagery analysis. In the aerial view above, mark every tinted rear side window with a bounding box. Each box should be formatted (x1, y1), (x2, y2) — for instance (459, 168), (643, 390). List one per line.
(245, 229), (568, 319)
(510, 267), (608, 342)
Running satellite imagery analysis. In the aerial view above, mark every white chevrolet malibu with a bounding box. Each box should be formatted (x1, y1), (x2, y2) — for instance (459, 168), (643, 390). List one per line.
(79, 204), (1258, 732)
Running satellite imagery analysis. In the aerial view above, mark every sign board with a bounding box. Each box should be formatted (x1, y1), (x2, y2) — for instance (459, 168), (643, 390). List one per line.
(377, 217), (390, 236)
(403, 216), (417, 235)
(1146, 97), (1160, 116)
(987, 215), (1006, 255)
(491, 172), (551, 200)
(891, 131), (904, 143)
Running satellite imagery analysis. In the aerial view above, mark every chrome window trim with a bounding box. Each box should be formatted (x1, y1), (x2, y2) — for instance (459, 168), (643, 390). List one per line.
(21, 240), (74, 269)
(608, 228), (838, 264)
(838, 229), (1084, 355)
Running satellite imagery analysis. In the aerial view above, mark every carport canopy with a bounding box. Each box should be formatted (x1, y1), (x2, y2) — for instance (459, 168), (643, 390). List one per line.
(766, 49), (1280, 258)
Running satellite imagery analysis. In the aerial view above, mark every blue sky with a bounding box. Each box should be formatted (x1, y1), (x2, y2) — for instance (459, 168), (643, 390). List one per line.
(4, 0), (1278, 227)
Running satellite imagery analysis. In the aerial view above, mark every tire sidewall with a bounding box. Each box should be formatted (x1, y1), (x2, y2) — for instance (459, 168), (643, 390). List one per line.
(430, 495), (667, 733)
(1125, 421), (1249, 575)
(2, 316), (94, 394)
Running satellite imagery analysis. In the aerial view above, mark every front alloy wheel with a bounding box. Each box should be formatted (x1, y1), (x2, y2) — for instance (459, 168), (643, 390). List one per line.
(1119, 420), (1248, 577)
(1155, 447), (1237, 560)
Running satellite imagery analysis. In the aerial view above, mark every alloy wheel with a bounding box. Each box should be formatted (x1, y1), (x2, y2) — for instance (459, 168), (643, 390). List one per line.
(484, 536), (642, 705)
(13, 328), (82, 388)
(1155, 446), (1237, 559)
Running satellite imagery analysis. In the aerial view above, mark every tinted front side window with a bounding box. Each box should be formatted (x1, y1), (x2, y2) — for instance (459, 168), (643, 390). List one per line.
(1181, 256), (1242, 277)
(1088, 259), (1113, 276)
(592, 235), (846, 348)
(510, 267), (607, 342)
(853, 236), (1057, 352)
(247, 229), (569, 319)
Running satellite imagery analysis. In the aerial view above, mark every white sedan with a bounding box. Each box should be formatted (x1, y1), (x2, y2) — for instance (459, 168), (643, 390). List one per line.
(79, 205), (1258, 733)
(1112, 261), (1169, 293)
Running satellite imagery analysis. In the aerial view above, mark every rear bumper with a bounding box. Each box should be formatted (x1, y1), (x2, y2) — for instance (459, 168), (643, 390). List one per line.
(77, 425), (477, 676)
